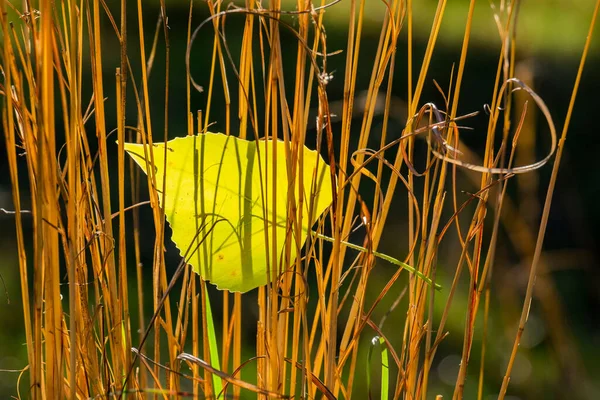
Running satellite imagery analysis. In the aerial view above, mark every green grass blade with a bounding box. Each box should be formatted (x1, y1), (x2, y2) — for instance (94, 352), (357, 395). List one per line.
(204, 289), (224, 397)
(312, 232), (441, 290)
(366, 336), (390, 399)
(379, 336), (389, 400)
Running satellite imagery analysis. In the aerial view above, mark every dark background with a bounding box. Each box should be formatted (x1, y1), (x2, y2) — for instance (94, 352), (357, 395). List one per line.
(0, 1), (598, 398)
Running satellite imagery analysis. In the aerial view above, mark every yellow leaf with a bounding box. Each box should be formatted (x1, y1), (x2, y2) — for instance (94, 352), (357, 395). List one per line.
(124, 133), (332, 292)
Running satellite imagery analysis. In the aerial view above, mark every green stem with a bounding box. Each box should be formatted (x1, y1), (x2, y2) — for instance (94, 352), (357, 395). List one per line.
(204, 290), (224, 397)
(312, 232), (442, 291)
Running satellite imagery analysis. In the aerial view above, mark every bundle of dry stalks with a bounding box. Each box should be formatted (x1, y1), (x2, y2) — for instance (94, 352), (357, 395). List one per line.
(0, 0), (597, 399)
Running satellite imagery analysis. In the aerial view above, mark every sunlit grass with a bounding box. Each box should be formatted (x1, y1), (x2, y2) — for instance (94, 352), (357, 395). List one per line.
(0, 0), (598, 399)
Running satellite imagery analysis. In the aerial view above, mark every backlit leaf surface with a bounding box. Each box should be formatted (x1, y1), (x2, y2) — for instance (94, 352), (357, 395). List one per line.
(124, 133), (332, 292)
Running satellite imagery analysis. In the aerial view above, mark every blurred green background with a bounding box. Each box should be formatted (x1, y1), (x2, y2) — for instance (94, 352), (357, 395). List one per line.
(1, 0), (599, 398)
